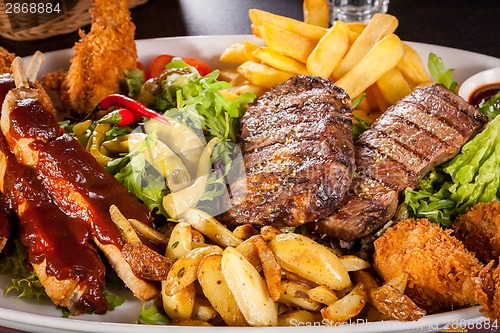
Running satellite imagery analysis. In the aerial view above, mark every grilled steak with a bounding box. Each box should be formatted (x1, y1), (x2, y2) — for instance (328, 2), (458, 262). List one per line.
(224, 75), (355, 227)
(317, 84), (488, 241)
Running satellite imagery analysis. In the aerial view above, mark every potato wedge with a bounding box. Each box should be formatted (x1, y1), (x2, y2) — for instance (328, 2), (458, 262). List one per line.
(109, 205), (141, 243)
(260, 225), (282, 241)
(232, 224), (258, 240)
(235, 237), (261, 270)
(371, 284), (426, 321)
(351, 270), (381, 291)
(249, 8), (327, 41)
(269, 233), (351, 290)
(338, 255), (371, 271)
(164, 245), (223, 296)
(335, 33), (406, 98)
(333, 13), (399, 79)
(321, 283), (368, 323)
(303, 0), (330, 28)
(238, 61), (294, 89)
(197, 254), (247, 326)
(253, 235), (282, 301)
(161, 282), (196, 319)
(252, 47), (308, 75)
(128, 218), (169, 246)
(384, 273), (408, 294)
(220, 43), (248, 64)
(278, 280), (321, 311)
(181, 208), (242, 247)
(192, 296), (219, 322)
(261, 23), (316, 63)
(278, 310), (322, 326)
(306, 285), (339, 305)
(306, 20), (350, 77)
(221, 247), (278, 326)
(165, 222), (193, 261)
(376, 67), (412, 105)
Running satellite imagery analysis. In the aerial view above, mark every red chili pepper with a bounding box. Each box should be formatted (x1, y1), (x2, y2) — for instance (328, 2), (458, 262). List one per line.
(100, 109), (142, 126)
(97, 94), (170, 125)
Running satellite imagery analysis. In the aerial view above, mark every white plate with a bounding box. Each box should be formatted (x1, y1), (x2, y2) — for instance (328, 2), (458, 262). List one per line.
(5, 35), (500, 333)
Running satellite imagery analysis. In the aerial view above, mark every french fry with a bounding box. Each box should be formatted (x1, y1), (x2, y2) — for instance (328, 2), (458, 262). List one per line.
(161, 282), (196, 319)
(269, 233), (351, 291)
(221, 247), (278, 326)
(220, 43), (248, 64)
(164, 245), (223, 296)
(278, 310), (322, 326)
(346, 21), (367, 34)
(376, 67), (412, 105)
(253, 235), (282, 301)
(306, 285), (339, 305)
(244, 41), (260, 62)
(397, 43), (434, 87)
(261, 23), (316, 63)
(338, 255), (371, 271)
(278, 280), (322, 311)
(365, 84), (391, 113)
(165, 222), (193, 261)
(321, 283), (368, 323)
(303, 0), (330, 28)
(333, 13), (399, 79)
(249, 8), (327, 41)
(335, 33), (406, 99)
(182, 208), (242, 247)
(197, 254), (247, 326)
(252, 47), (308, 75)
(306, 20), (351, 77)
(238, 61), (295, 89)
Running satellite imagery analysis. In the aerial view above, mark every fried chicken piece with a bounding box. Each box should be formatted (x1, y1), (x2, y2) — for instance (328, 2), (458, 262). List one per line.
(0, 47), (15, 74)
(373, 218), (482, 313)
(454, 201), (500, 264)
(474, 261), (500, 321)
(61, 0), (137, 117)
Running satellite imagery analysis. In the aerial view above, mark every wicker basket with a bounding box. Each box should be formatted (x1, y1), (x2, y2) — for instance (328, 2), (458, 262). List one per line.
(0, 0), (148, 41)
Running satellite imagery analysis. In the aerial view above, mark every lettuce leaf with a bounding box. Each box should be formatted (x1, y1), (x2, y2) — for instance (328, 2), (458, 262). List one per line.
(428, 53), (458, 91)
(138, 304), (170, 325)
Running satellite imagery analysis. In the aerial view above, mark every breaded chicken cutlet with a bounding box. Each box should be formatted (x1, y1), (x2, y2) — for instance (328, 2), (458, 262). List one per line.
(373, 218), (482, 314)
(60, 0), (137, 117)
(0, 47), (15, 74)
(454, 201), (500, 264)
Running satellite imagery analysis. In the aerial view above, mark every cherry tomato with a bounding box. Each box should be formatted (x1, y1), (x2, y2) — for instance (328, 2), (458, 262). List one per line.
(147, 54), (212, 78)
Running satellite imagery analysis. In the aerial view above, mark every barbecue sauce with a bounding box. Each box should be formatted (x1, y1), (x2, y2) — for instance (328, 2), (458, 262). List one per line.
(0, 79), (109, 314)
(469, 83), (500, 107)
(0, 128), (108, 315)
(9, 98), (152, 250)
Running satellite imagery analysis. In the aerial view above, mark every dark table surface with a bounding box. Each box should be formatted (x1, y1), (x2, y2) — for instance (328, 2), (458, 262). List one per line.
(1, 0), (500, 59)
(0, 0), (499, 332)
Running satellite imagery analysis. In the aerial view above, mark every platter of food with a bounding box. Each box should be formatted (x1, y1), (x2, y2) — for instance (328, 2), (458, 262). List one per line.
(0, 32), (499, 333)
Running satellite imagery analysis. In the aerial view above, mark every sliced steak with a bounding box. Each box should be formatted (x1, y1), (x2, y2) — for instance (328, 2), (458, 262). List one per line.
(317, 84), (488, 241)
(224, 75), (355, 227)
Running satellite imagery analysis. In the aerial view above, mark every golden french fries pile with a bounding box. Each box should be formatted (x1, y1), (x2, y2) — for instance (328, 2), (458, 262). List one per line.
(219, 7), (434, 122)
(152, 208), (426, 326)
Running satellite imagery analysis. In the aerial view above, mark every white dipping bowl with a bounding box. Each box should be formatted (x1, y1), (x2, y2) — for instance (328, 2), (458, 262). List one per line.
(458, 66), (500, 103)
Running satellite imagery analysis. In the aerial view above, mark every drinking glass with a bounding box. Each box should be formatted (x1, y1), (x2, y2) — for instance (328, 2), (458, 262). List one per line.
(330, 0), (390, 23)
